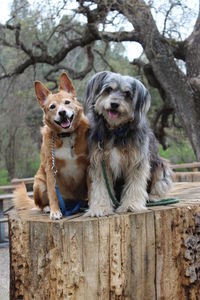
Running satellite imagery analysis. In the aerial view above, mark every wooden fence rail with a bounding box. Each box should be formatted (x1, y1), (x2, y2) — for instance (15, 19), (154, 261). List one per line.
(171, 161), (200, 171)
(11, 177), (34, 185)
(171, 161), (200, 182)
(0, 179), (34, 246)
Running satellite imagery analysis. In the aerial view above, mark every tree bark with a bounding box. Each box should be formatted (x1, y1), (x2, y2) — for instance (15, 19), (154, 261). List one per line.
(185, 3), (200, 78)
(9, 185), (200, 300)
(114, 0), (200, 159)
(5, 131), (17, 179)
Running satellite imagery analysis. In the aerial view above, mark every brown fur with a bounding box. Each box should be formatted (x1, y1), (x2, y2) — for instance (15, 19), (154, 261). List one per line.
(13, 182), (35, 210)
(13, 73), (89, 219)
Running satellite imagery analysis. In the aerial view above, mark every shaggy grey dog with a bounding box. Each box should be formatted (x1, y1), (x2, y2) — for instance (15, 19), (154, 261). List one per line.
(84, 71), (172, 217)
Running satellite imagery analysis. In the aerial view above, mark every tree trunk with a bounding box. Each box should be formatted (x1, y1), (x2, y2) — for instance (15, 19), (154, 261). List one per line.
(116, 0), (200, 159)
(5, 132), (16, 179)
(9, 184), (200, 300)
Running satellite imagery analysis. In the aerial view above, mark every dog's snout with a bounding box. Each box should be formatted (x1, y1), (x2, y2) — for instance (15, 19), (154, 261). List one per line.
(58, 110), (66, 117)
(110, 102), (119, 110)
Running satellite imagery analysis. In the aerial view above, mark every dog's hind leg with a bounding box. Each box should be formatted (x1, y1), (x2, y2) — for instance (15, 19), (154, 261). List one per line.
(33, 176), (49, 209)
(148, 159), (173, 201)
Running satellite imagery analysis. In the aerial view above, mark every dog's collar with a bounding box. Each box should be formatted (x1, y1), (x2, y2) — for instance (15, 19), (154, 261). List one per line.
(97, 131), (103, 150)
(111, 123), (130, 138)
(57, 132), (71, 138)
(97, 122), (130, 148)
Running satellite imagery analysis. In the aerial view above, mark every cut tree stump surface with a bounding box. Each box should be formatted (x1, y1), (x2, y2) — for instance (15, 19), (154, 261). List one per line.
(9, 182), (200, 300)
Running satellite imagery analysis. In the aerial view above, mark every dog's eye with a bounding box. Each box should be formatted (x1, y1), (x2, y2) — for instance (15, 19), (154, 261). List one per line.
(104, 87), (113, 94)
(65, 100), (70, 105)
(124, 91), (131, 98)
(49, 104), (56, 110)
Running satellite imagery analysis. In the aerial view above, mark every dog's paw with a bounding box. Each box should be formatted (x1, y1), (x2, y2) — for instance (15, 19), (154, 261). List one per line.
(84, 207), (114, 217)
(116, 203), (147, 214)
(148, 194), (161, 202)
(43, 206), (50, 214)
(50, 210), (62, 220)
(116, 205), (132, 214)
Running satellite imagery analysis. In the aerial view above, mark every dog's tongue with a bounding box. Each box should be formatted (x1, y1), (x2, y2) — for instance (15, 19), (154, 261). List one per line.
(61, 119), (70, 128)
(108, 110), (119, 119)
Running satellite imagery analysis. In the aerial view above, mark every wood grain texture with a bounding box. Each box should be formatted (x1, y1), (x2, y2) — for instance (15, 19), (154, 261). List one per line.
(9, 183), (200, 299)
(173, 172), (200, 182)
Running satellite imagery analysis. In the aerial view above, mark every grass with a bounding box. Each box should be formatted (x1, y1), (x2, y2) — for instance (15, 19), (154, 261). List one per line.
(159, 140), (196, 164)
(0, 169), (9, 194)
(26, 154), (40, 176)
(0, 169), (9, 185)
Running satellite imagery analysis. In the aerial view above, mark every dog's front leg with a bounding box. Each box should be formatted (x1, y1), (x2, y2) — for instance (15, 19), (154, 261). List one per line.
(46, 169), (62, 220)
(85, 159), (114, 217)
(117, 160), (150, 213)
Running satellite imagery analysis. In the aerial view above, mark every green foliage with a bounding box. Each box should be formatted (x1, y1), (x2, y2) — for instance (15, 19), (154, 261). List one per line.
(159, 140), (196, 163)
(0, 169), (9, 185)
(28, 155), (40, 174)
(15, 152), (40, 178)
(147, 88), (163, 121)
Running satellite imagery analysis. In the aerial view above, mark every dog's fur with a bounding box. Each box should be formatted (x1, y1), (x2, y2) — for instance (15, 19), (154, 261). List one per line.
(13, 73), (89, 220)
(84, 71), (172, 217)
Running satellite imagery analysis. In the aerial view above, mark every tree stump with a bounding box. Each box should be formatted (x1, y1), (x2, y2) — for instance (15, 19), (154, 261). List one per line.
(9, 183), (200, 300)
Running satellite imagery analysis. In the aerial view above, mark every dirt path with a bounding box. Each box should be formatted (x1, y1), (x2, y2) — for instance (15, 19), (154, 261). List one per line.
(0, 246), (9, 300)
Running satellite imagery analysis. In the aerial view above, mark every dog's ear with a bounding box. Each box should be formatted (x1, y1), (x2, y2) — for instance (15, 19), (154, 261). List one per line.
(35, 81), (51, 107)
(84, 71), (109, 114)
(59, 72), (76, 96)
(133, 80), (151, 123)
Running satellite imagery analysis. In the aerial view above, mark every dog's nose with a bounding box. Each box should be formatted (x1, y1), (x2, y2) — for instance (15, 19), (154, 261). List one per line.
(110, 102), (119, 110)
(58, 110), (66, 117)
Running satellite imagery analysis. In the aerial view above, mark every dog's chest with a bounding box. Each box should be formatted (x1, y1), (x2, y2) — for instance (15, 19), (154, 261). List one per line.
(109, 147), (122, 180)
(55, 136), (74, 160)
(55, 136), (81, 179)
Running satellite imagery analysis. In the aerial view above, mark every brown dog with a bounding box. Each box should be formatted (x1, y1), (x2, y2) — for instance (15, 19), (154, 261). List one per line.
(13, 73), (89, 219)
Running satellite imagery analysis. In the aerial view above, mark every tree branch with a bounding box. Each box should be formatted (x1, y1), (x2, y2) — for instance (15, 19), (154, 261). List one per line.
(0, 22), (141, 80)
(100, 31), (141, 43)
(184, 2), (200, 77)
(152, 104), (174, 150)
(93, 48), (114, 72)
(44, 46), (94, 86)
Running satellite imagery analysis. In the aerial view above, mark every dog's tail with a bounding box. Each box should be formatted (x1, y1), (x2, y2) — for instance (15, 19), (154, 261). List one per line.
(13, 182), (36, 210)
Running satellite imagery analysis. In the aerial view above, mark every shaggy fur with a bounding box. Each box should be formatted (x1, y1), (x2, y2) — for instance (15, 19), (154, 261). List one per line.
(13, 73), (89, 220)
(84, 71), (172, 216)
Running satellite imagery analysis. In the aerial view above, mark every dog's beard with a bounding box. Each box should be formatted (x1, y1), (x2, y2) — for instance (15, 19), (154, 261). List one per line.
(95, 96), (133, 128)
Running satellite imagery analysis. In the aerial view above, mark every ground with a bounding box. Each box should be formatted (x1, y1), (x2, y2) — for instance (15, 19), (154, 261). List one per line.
(0, 202), (10, 300)
(0, 246), (9, 300)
